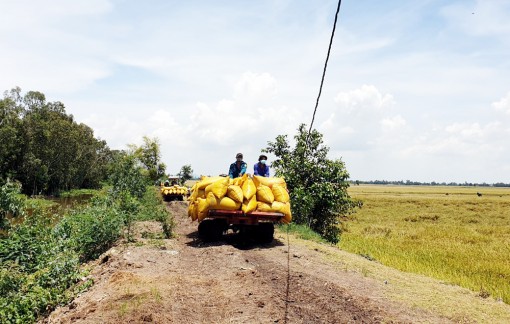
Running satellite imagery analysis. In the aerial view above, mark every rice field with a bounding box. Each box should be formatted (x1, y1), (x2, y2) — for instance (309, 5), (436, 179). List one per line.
(341, 185), (510, 304)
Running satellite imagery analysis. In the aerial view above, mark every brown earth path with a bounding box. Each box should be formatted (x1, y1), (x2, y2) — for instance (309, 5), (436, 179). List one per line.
(45, 202), (454, 323)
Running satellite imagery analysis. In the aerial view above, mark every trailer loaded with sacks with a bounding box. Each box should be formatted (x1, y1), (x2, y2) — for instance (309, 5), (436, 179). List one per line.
(187, 174), (292, 243)
(161, 176), (189, 202)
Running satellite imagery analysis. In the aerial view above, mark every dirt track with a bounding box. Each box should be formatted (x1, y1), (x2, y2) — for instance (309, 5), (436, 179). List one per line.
(46, 201), (452, 323)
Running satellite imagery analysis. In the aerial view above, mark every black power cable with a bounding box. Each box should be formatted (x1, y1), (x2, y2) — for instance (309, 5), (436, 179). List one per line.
(307, 0), (342, 143)
(284, 2), (343, 323)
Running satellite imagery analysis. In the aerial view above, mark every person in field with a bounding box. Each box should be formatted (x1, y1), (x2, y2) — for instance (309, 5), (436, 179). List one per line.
(254, 154), (270, 177)
(229, 153), (247, 178)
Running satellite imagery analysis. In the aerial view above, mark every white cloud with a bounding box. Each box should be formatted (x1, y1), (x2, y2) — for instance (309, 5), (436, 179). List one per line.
(492, 92), (510, 114)
(380, 115), (406, 132)
(333, 85), (394, 115)
(234, 72), (278, 100)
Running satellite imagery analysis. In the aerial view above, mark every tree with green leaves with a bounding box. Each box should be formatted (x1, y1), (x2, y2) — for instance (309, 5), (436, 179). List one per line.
(0, 88), (24, 184)
(264, 124), (355, 243)
(0, 88), (112, 195)
(178, 164), (193, 185)
(131, 136), (166, 183)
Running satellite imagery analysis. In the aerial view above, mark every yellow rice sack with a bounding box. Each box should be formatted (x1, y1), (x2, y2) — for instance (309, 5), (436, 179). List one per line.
(272, 184), (289, 203)
(256, 201), (273, 212)
(253, 175), (287, 189)
(205, 177), (229, 199)
(233, 173), (247, 187)
(242, 177), (256, 200)
(187, 202), (193, 218)
(242, 195), (257, 214)
(272, 201), (292, 223)
(256, 185), (274, 204)
(197, 176), (225, 190)
(189, 185), (198, 202)
(188, 201), (198, 221)
(197, 198), (209, 221)
(206, 192), (217, 207)
(207, 192), (241, 210)
(227, 185), (244, 203)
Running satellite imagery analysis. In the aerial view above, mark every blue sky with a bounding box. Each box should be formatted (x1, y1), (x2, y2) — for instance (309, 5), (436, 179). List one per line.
(1, 0), (510, 183)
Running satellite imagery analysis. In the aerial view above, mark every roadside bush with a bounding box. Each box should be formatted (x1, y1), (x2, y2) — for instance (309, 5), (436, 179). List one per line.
(0, 181), (26, 230)
(0, 142), (175, 322)
(54, 195), (123, 262)
(138, 187), (174, 238)
(0, 210), (82, 323)
(265, 124), (355, 243)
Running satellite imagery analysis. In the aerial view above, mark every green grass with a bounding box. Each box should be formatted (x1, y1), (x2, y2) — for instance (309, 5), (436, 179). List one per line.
(278, 223), (327, 244)
(340, 185), (510, 303)
(59, 188), (99, 198)
(24, 196), (58, 209)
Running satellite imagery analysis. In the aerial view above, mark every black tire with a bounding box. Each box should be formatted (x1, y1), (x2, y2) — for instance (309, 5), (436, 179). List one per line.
(198, 219), (225, 242)
(257, 223), (274, 244)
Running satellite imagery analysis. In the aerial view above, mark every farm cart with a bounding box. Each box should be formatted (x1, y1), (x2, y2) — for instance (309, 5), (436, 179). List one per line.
(198, 209), (284, 243)
(161, 176), (189, 202)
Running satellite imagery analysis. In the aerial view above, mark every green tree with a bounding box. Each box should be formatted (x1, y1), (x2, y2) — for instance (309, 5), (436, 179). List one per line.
(0, 88), (111, 195)
(131, 136), (166, 183)
(178, 164), (193, 185)
(0, 88), (24, 183)
(109, 152), (146, 199)
(264, 124), (355, 243)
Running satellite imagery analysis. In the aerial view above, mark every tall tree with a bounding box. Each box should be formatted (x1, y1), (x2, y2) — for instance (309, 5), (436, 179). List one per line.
(0, 88), (112, 195)
(131, 136), (166, 183)
(0, 88), (24, 183)
(264, 124), (355, 243)
(178, 165), (193, 185)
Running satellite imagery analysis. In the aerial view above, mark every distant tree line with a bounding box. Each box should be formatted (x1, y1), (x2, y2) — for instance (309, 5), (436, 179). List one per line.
(0, 87), (114, 195)
(352, 180), (510, 187)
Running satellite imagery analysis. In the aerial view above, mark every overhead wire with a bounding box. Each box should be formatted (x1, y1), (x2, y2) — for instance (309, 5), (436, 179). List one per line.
(306, 0), (342, 144)
(284, 1), (343, 323)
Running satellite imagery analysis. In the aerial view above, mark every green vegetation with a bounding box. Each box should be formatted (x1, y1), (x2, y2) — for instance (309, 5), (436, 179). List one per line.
(0, 87), (114, 196)
(278, 223), (327, 244)
(0, 138), (174, 322)
(0, 182), (26, 229)
(265, 124), (355, 243)
(178, 164), (193, 186)
(341, 185), (510, 304)
(130, 136), (167, 184)
(59, 188), (99, 198)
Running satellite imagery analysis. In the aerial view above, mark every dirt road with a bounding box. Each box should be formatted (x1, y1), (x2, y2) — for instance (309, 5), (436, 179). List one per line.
(46, 202), (454, 323)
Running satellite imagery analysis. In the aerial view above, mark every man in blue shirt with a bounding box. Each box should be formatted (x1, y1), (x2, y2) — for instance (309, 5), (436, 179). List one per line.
(229, 153), (247, 178)
(254, 154), (270, 177)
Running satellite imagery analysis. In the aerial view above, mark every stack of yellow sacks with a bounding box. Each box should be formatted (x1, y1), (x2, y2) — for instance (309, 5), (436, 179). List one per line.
(162, 185), (188, 196)
(187, 174), (292, 224)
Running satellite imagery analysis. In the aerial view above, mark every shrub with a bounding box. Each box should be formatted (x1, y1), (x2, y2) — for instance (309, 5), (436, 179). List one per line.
(0, 181), (26, 230)
(54, 195), (123, 262)
(265, 124), (355, 243)
(138, 187), (174, 238)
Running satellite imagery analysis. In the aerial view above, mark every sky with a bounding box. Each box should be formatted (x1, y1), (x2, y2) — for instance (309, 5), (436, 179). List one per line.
(1, 0), (510, 183)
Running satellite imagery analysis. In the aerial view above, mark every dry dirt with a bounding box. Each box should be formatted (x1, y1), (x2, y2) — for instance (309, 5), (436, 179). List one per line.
(45, 201), (454, 323)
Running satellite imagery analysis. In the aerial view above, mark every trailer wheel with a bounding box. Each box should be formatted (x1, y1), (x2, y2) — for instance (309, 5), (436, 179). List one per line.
(257, 223), (274, 244)
(198, 219), (225, 242)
